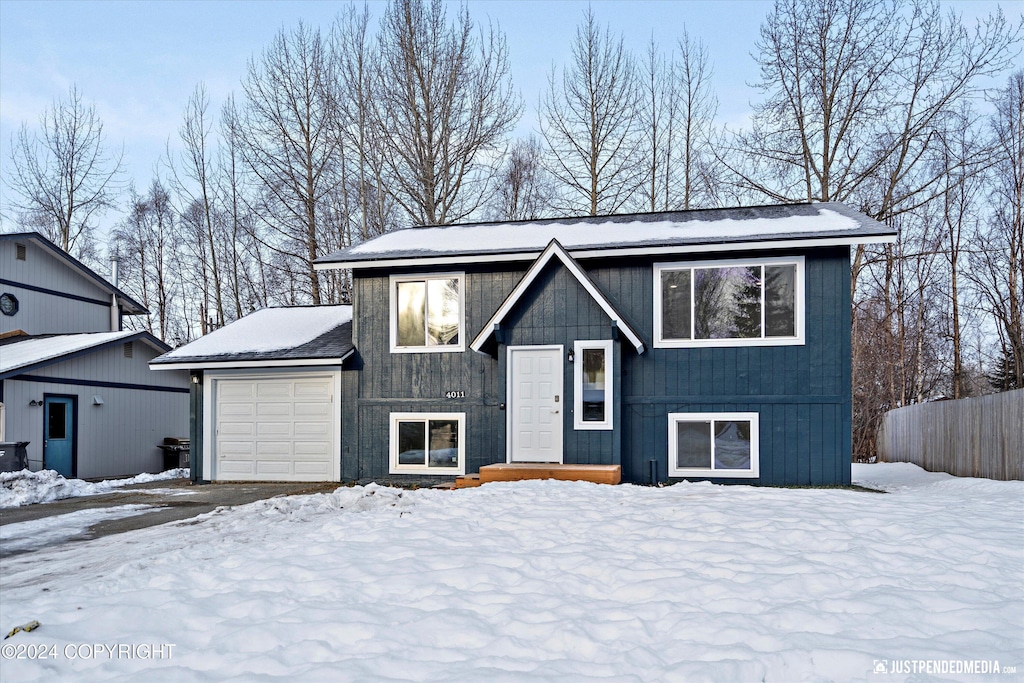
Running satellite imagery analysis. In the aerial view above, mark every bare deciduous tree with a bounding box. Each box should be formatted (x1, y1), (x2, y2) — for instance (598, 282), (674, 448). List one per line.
(675, 30), (719, 210)
(973, 71), (1024, 391)
(637, 37), (675, 212)
(540, 9), (641, 216)
(334, 4), (398, 241)
(172, 83), (226, 326)
(731, 0), (1018, 294)
(488, 136), (554, 221)
(7, 85), (123, 259)
(374, 0), (520, 226)
(238, 21), (344, 304)
(112, 179), (178, 341)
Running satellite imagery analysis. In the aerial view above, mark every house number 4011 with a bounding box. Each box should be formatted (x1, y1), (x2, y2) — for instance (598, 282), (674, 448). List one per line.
(445, 390), (465, 399)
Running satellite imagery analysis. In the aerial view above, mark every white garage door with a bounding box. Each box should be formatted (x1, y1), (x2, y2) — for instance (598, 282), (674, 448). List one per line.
(213, 374), (338, 481)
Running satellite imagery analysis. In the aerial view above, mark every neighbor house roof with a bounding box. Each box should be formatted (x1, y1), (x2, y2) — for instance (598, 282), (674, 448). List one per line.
(1, 232), (148, 314)
(314, 202), (896, 269)
(0, 330), (170, 380)
(471, 240), (645, 355)
(150, 305), (354, 370)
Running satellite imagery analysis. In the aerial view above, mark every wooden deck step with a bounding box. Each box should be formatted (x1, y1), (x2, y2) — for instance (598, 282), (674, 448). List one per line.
(478, 463), (621, 485)
(454, 474), (482, 488)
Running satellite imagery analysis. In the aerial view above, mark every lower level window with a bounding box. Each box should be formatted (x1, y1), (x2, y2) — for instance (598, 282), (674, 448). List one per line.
(668, 412), (759, 478)
(389, 412), (465, 475)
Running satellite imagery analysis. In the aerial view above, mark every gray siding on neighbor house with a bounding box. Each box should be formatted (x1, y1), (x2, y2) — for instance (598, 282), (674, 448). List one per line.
(347, 246), (852, 486)
(3, 342), (189, 478)
(1, 239), (116, 334)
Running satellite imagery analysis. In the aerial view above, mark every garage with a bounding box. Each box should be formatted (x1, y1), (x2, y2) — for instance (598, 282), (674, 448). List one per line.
(212, 373), (339, 482)
(150, 305), (353, 483)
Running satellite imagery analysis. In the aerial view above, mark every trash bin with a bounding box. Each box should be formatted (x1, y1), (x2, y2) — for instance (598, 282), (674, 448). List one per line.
(0, 441), (30, 472)
(159, 437), (190, 470)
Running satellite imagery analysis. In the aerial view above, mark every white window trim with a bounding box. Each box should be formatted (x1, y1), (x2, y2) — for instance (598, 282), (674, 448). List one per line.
(653, 256), (805, 348)
(389, 412), (466, 475)
(389, 273), (466, 354)
(573, 340), (613, 430)
(667, 412), (760, 479)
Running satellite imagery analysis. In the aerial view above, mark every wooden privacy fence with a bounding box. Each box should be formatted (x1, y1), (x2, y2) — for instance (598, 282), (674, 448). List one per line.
(876, 388), (1023, 481)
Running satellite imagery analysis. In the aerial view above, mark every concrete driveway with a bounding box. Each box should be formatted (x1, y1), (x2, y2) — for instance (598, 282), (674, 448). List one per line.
(0, 479), (339, 558)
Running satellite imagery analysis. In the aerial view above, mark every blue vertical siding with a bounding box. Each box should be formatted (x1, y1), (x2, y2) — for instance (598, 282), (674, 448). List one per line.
(349, 246), (852, 486)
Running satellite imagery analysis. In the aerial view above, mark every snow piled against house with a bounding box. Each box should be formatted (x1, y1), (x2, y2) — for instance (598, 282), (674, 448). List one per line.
(0, 468), (187, 508)
(1, 463), (1020, 683)
(345, 207), (861, 256)
(161, 305), (352, 358)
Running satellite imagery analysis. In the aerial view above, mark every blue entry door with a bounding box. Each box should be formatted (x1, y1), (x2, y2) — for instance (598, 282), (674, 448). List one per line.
(44, 396), (75, 477)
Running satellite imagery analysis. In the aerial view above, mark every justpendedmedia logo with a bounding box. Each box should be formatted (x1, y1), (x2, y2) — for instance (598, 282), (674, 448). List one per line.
(872, 659), (1013, 676)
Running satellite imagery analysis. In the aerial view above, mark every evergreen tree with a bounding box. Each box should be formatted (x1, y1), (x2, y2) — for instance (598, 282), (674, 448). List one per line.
(988, 347), (1022, 392)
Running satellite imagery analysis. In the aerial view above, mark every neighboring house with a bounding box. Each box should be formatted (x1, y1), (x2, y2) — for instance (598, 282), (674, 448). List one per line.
(162, 202), (895, 486)
(150, 306), (353, 482)
(0, 233), (189, 478)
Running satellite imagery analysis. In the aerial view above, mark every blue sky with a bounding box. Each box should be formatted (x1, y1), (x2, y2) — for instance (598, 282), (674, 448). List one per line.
(0, 0), (1016, 228)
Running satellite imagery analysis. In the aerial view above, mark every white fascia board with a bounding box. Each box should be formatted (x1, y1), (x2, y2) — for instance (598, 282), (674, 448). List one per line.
(315, 233), (896, 271)
(469, 240), (645, 354)
(570, 234), (896, 259)
(150, 355), (348, 371)
(314, 251), (539, 270)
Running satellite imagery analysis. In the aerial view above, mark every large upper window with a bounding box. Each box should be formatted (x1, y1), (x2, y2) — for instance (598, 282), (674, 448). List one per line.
(574, 340), (613, 430)
(390, 274), (464, 353)
(654, 257), (803, 347)
(668, 412), (759, 478)
(389, 412), (465, 475)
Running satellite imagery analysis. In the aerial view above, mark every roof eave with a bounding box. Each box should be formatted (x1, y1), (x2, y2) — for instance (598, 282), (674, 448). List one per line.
(315, 232), (897, 271)
(150, 349), (354, 371)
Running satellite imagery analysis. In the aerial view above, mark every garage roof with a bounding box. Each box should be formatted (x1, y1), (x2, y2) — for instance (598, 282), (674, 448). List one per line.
(150, 305), (354, 370)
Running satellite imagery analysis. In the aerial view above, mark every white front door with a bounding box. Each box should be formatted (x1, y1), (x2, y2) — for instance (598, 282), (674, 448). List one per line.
(508, 346), (563, 462)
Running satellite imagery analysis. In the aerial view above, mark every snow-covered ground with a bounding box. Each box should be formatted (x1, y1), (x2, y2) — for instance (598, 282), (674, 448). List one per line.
(0, 468), (188, 508)
(0, 463), (1020, 682)
(0, 504), (157, 555)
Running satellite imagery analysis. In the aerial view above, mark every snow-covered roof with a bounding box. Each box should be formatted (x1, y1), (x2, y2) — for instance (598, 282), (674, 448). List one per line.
(315, 202), (895, 269)
(151, 305), (354, 369)
(0, 331), (150, 378)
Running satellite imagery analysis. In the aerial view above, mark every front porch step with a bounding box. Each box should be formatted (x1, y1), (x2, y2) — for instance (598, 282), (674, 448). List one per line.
(454, 474), (482, 488)
(478, 463), (621, 485)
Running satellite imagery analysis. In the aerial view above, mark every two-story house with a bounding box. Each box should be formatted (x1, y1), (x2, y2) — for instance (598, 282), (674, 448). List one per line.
(317, 202), (894, 486)
(158, 202), (893, 486)
(0, 233), (189, 478)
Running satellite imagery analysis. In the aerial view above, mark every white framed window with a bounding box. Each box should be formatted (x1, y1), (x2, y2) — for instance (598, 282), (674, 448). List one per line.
(389, 412), (466, 475)
(574, 340), (613, 430)
(668, 412), (759, 478)
(654, 256), (804, 348)
(389, 273), (465, 353)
